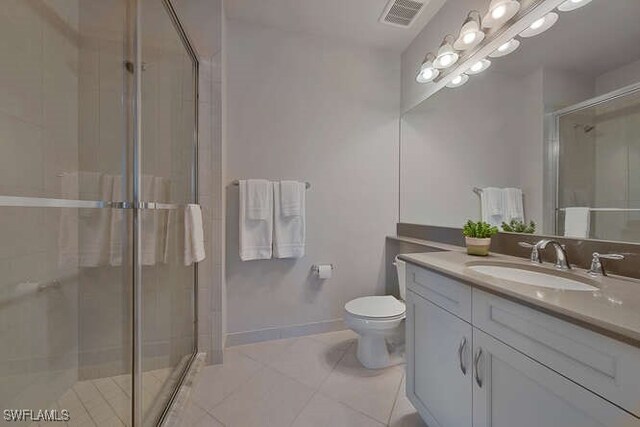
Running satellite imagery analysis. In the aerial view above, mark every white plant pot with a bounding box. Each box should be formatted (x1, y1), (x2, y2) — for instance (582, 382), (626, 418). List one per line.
(465, 237), (492, 256)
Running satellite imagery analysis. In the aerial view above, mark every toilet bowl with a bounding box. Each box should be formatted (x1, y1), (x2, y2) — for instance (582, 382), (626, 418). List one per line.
(344, 256), (407, 369)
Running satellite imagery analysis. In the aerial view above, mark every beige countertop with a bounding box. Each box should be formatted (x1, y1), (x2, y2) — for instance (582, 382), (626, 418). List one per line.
(399, 248), (640, 348)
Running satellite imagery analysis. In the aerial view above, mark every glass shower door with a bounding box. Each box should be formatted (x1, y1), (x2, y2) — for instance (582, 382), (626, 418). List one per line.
(138, 1), (197, 424)
(0, 0), (133, 425)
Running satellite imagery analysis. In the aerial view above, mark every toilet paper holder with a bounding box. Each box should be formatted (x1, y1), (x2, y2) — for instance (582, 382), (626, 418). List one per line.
(311, 264), (335, 275)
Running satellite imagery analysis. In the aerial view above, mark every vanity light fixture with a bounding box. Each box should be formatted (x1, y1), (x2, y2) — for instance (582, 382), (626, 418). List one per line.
(434, 35), (459, 69)
(558, 0), (593, 12)
(519, 12), (559, 38)
(483, 0), (520, 29)
(446, 73), (469, 88)
(467, 59), (491, 75)
(454, 11), (485, 50)
(416, 53), (440, 83)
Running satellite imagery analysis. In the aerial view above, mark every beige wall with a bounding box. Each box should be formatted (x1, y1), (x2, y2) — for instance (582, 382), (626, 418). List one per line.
(225, 19), (400, 342)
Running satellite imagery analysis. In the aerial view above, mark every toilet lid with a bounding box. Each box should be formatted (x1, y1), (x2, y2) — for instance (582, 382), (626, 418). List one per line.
(345, 296), (405, 319)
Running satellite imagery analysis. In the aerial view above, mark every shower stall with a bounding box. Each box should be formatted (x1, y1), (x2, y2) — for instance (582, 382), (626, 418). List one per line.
(0, 0), (200, 425)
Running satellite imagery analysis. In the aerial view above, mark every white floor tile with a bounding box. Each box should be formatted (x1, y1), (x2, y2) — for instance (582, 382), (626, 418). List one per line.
(267, 337), (347, 389)
(210, 366), (314, 427)
(191, 348), (262, 411)
(233, 337), (299, 364)
(319, 346), (404, 424)
(308, 329), (357, 351)
(389, 376), (427, 427)
(292, 393), (385, 427)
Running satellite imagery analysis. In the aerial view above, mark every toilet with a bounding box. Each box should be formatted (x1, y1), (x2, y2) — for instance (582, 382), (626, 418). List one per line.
(344, 256), (407, 369)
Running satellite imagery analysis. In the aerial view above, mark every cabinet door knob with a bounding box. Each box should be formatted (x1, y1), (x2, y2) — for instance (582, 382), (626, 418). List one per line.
(458, 337), (468, 375)
(474, 348), (484, 388)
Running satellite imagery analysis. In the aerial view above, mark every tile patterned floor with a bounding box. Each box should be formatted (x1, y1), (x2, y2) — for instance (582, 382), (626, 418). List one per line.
(180, 330), (427, 427)
(29, 368), (173, 427)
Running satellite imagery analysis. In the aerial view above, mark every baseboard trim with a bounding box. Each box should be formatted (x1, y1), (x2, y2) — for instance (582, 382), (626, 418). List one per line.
(226, 319), (346, 347)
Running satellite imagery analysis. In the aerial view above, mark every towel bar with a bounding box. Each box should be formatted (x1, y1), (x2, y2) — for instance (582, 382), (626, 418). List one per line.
(232, 180), (310, 189)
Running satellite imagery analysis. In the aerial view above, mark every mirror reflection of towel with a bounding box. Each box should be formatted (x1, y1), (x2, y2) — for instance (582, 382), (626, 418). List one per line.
(564, 207), (591, 238)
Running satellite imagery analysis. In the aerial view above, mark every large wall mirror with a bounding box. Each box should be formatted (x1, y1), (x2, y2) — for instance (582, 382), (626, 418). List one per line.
(400, 0), (640, 244)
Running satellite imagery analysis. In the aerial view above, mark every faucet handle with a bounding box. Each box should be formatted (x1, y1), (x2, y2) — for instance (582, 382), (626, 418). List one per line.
(518, 242), (541, 264)
(589, 253), (624, 277)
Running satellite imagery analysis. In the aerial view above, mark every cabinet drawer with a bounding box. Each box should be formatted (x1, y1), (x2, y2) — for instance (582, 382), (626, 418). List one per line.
(473, 289), (640, 417)
(407, 264), (472, 322)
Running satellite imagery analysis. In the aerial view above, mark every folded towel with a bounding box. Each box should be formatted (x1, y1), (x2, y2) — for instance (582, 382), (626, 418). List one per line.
(273, 181), (305, 259)
(76, 173), (112, 267)
(480, 187), (505, 227)
(280, 180), (303, 217)
(109, 175), (125, 266)
(184, 204), (206, 266)
(564, 207), (591, 238)
(504, 188), (524, 223)
(245, 179), (272, 220)
(239, 180), (273, 260)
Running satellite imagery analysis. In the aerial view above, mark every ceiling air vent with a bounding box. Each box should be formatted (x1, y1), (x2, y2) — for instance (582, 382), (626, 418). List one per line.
(379, 0), (425, 28)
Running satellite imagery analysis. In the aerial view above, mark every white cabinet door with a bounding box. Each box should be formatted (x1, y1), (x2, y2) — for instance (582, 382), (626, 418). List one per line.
(406, 289), (472, 427)
(472, 329), (640, 427)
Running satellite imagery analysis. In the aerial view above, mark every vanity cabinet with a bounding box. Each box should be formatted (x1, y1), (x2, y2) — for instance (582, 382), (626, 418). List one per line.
(406, 289), (472, 427)
(405, 263), (640, 427)
(473, 329), (636, 427)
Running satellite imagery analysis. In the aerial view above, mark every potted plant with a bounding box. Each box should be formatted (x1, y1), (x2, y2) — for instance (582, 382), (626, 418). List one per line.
(501, 219), (536, 234)
(462, 220), (498, 256)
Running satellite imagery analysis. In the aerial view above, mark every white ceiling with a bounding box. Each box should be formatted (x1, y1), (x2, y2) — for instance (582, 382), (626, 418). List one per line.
(224, 0), (449, 51)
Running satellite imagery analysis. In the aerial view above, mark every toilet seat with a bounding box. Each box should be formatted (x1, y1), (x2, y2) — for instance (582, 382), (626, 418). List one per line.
(345, 296), (405, 320)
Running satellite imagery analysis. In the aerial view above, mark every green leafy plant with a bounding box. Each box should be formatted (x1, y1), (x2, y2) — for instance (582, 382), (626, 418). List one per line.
(501, 220), (536, 234)
(462, 220), (499, 239)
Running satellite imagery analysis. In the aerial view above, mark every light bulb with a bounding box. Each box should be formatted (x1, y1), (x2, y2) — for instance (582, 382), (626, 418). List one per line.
(463, 32), (477, 45)
(451, 76), (462, 85)
(422, 69), (434, 80)
(492, 4), (506, 19)
(440, 54), (454, 67)
(498, 41), (511, 52)
(571, 0), (582, 3)
(471, 62), (483, 72)
(530, 17), (545, 30)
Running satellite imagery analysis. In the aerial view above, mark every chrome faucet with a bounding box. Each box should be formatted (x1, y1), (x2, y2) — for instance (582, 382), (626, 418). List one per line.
(518, 241), (540, 264)
(588, 252), (625, 277)
(535, 239), (572, 270)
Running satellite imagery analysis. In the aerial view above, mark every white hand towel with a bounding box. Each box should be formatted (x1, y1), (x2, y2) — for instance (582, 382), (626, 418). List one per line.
(239, 180), (273, 260)
(280, 180), (303, 217)
(273, 181), (305, 259)
(184, 204), (206, 266)
(564, 207), (591, 238)
(504, 188), (524, 223)
(480, 187), (505, 227)
(245, 179), (272, 220)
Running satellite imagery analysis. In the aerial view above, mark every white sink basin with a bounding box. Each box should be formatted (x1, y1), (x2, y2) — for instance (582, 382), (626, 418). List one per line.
(467, 264), (598, 291)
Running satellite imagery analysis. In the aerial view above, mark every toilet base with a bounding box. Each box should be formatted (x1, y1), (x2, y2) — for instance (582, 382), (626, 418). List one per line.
(355, 333), (405, 369)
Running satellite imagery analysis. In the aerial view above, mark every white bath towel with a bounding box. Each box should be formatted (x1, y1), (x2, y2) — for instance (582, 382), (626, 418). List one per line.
(76, 173), (112, 267)
(109, 175), (125, 266)
(280, 180), (303, 217)
(184, 204), (206, 265)
(239, 180), (273, 260)
(504, 188), (524, 223)
(245, 179), (272, 220)
(480, 187), (505, 227)
(273, 181), (306, 259)
(564, 207), (591, 238)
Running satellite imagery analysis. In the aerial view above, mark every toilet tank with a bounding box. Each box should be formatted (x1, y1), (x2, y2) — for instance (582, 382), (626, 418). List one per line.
(394, 256), (407, 301)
